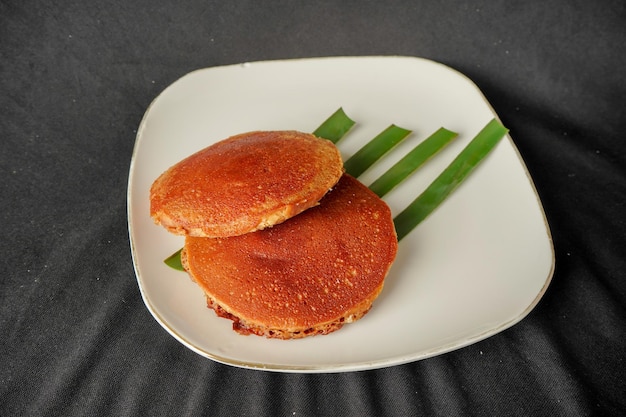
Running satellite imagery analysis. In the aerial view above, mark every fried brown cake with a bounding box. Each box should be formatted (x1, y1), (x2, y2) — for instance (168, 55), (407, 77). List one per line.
(181, 174), (398, 339)
(150, 131), (343, 238)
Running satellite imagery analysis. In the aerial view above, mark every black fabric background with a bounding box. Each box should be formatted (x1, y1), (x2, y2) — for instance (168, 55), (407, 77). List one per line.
(1, 1), (625, 416)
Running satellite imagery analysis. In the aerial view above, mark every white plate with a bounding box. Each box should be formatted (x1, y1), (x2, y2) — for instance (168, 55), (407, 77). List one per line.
(127, 56), (554, 373)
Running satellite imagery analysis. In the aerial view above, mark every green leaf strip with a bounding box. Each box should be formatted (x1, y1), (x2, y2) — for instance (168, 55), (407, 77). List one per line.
(343, 125), (412, 178)
(164, 248), (185, 271)
(393, 118), (508, 241)
(312, 107), (356, 143)
(368, 127), (458, 197)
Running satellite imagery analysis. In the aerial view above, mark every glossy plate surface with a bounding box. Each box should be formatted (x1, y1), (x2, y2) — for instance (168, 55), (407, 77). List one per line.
(127, 56), (554, 372)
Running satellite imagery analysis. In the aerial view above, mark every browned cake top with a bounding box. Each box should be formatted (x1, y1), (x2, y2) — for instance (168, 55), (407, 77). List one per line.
(183, 174), (398, 333)
(150, 130), (343, 237)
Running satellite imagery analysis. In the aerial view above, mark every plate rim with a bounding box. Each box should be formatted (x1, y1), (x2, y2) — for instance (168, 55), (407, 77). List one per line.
(127, 55), (555, 373)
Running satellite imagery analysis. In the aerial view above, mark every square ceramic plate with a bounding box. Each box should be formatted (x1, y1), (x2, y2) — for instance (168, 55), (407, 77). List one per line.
(127, 56), (554, 373)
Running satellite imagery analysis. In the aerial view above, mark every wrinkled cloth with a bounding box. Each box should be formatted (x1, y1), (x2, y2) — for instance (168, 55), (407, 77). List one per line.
(1, 1), (624, 416)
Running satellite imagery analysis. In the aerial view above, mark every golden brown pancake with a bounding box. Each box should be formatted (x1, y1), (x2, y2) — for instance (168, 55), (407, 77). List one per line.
(181, 174), (398, 339)
(150, 130), (343, 238)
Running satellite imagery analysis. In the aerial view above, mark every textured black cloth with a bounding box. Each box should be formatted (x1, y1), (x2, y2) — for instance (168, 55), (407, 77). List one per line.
(1, 1), (625, 416)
